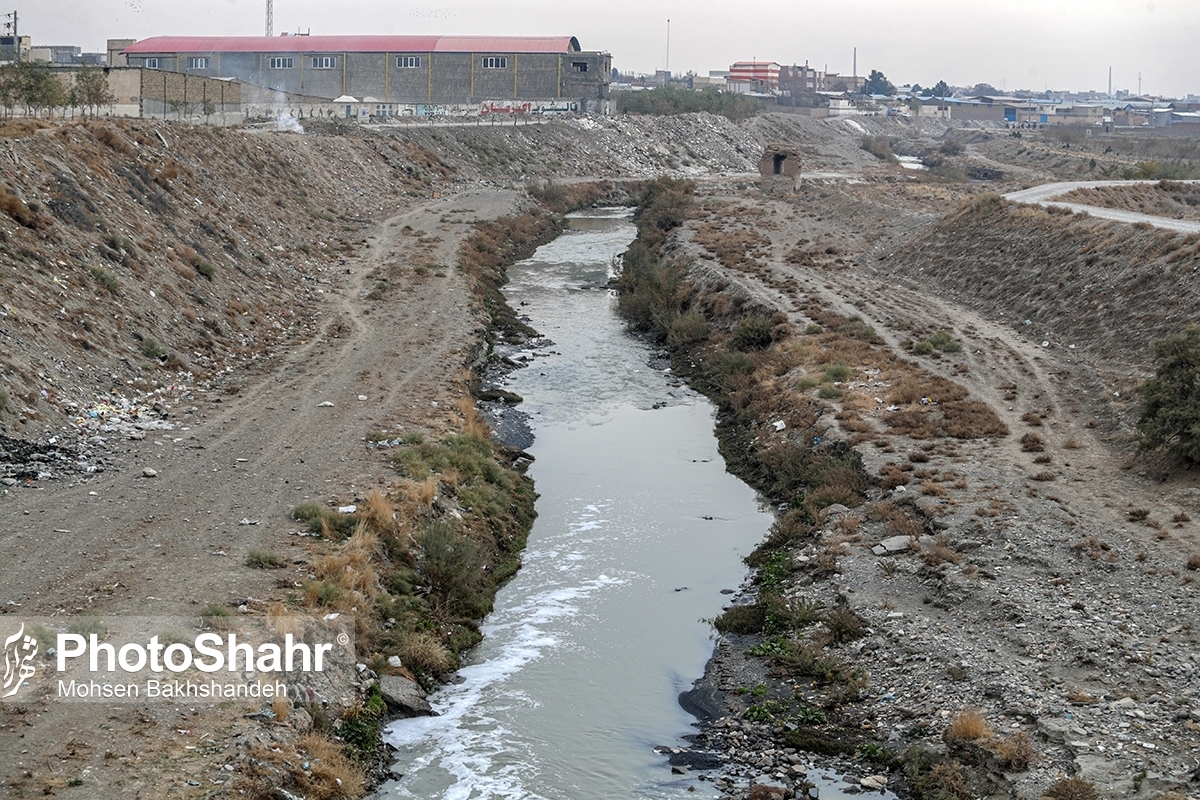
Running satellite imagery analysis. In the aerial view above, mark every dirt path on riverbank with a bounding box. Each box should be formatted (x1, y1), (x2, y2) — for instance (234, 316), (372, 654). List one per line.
(0, 188), (519, 799)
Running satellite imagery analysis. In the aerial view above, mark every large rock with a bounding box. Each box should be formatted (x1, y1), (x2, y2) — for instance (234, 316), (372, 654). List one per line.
(378, 675), (433, 718)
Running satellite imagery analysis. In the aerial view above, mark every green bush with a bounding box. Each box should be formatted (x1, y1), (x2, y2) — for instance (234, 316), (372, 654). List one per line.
(861, 135), (898, 163)
(245, 549), (284, 569)
(141, 337), (165, 359)
(89, 266), (119, 294)
(1138, 325), (1200, 464)
(730, 316), (774, 351)
(667, 309), (709, 348)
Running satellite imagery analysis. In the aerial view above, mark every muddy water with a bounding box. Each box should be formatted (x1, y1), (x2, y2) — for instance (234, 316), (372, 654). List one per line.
(375, 209), (771, 799)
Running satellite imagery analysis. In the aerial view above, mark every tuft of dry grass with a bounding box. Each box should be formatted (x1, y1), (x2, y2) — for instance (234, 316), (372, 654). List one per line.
(1032, 470), (1056, 481)
(311, 523), (381, 604)
(1039, 776), (1098, 800)
(945, 708), (993, 742)
(1020, 432), (1045, 452)
(396, 630), (455, 674)
(993, 731), (1036, 770)
(1187, 554), (1200, 571)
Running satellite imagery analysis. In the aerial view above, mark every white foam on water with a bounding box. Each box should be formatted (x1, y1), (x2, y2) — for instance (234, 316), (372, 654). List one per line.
(380, 503), (625, 799)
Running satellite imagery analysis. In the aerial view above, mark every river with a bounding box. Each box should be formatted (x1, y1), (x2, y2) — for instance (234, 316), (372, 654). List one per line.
(374, 208), (773, 799)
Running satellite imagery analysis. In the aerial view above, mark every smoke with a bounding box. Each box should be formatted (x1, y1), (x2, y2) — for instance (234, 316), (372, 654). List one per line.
(276, 114), (305, 134)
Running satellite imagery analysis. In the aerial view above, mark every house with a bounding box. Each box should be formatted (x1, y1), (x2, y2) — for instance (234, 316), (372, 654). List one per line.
(726, 61), (781, 94)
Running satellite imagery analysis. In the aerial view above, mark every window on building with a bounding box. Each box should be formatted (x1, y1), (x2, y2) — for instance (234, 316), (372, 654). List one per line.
(144, 58), (159, 69)
(269, 57), (294, 69)
(312, 56), (336, 69)
(186, 57), (209, 70)
(396, 56), (420, 68)
(572, 61), (588, 72)
(481, 56), (507, 69)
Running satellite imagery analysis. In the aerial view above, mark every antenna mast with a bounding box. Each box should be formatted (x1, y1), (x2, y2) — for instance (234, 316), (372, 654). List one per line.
(265, 0), (273, 37)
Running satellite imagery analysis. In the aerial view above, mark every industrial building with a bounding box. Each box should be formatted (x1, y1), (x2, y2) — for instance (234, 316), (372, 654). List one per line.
(120, 35), (610, 113)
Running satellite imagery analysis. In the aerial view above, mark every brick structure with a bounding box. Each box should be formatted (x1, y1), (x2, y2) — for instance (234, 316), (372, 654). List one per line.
(758, 143), (801, 194)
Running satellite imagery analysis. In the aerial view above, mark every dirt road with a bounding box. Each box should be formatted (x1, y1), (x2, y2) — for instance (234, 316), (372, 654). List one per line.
(0, 188), (519, 798)
(1004, 179), (1200, 232)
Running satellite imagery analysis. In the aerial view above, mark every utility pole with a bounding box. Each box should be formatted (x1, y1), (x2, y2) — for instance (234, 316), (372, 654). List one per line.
(1108, 66), (1112, 98)
(665, 19), (670, 75)
(265, 0), (273, 37)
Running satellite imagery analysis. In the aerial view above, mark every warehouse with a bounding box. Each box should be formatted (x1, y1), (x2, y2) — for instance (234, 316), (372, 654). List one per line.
(120, 35), (610, 111)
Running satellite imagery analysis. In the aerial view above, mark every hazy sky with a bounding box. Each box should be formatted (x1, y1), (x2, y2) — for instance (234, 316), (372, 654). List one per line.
(24, 0), (1200, 97)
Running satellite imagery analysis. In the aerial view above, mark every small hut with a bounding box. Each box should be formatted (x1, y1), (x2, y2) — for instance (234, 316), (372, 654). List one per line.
(758, 143), (802, 194)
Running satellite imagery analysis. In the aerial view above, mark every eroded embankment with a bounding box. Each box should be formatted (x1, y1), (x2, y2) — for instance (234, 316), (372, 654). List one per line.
(613, 179), (1200, 800)
(878, 194), (1200, 370)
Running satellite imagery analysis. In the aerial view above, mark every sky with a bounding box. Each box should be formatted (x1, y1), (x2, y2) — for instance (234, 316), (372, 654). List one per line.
(22, 0), (1200, 98)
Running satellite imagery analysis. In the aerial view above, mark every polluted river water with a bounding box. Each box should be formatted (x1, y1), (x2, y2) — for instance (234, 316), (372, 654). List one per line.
(374, 209), (878, 800)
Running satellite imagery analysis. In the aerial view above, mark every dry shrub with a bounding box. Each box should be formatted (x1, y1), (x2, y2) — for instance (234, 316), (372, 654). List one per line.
(880, 463), (910, 492)
(921, 537), (961, 567)
(1032, 470), (1057, 481)
(360, 488), (400, 535)
(1040, 777), (1099, 800)
(1021, 432), (1046, 452)
(396, 630), (454, 674)
(946, 708), (993, 742)
(266, 602), (301, 637)
(993, 731), (1036, 770)
(233, 733), (364, 800)
(313, 523), (380, 599)
(1021, 411), (1044, 426)
(921, 480), (946, 497)
(887, 508), (925, 539)
(1187, 554), (1200, 571)
(1062, 438), (1084, 449)
(0, 185), (50, 229)
(889, 375), (968, 405)
(907, 450), (931, 463)
(457, 396), (490, 439)
(942, 400), (1009, 439)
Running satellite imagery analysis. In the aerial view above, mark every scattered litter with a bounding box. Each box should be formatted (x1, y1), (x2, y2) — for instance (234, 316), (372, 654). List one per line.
(236, 458), (249, 463)
(238, 518), (260, 526)
(323, 613), (340, 621)
(1042, 341), (1050, 348)
(337, 505), (357, 514)
(357, 395), (367, 401)
(317, 401), (335, 408)
(772, 420), (786, 432)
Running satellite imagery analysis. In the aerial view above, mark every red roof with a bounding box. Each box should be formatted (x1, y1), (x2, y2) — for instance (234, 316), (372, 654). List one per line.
(124, 35), (582, 55)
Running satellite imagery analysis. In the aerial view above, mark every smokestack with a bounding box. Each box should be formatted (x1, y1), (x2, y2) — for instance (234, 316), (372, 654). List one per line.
(1108, 66), (1112, 97)
(853, 47), (856, 79)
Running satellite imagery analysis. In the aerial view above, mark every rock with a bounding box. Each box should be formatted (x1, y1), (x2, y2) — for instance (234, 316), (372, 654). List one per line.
(747, 784), (786, 800)
(290, 707), (313, 732)
(142, 467), (158, 478)
(1, 478), (16, 486)
(387, 655), (402, 668)
(379, 675), (433, 718)
(872, 535), (916, 556)
(357, 395), (367, 401)
(860, 775), (888, 789)
(317, 401), (334, 407)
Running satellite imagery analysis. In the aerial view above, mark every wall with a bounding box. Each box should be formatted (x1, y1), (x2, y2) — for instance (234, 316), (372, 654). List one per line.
(127, 50), (610, 104)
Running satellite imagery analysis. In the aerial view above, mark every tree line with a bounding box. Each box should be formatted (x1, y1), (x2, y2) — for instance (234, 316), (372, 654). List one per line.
(0, 62), (115, 119)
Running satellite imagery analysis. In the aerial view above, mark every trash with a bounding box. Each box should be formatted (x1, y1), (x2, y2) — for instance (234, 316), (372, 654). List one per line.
(1041, 341), (1050, 348)
(357, 395), (367, 401)
(238, 518), (260, 526)
(317, 401), (334, 408)
(337, 505), (357, 514)
(772, 420), (786, 432)
(142, 467), (158, 478)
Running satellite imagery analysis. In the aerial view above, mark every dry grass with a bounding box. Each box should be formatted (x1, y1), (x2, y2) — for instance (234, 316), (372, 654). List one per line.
(945, 708), (993, 742)
(233, 732), (364, 800)
(993, 731), (1036, 770)
(396, 630), (455, 674)
(921, 537), (961, 567)
(1020, 432), (1045, 452)
(1187, 554), (1200, 571)
(1021, 411), (1044, 426)
(1039, 776), (1099, 800)
(1031, 470), (1057, 482)
(311, 524), (381, 605)
(457, 396), (491, 439)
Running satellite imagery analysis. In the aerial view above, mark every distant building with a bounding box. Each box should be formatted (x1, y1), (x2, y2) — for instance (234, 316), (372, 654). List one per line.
(121, 35), (611, 111)
(727, 61), (781, 94)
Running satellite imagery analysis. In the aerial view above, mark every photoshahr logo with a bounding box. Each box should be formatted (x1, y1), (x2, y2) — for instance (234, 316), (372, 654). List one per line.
(2, 623), (39, 698)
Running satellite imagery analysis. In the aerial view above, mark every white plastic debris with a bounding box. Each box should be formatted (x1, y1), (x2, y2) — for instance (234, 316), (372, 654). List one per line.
(772, 420), (786, 432)
(337, 505), (357, 514)
(317, 401), (334, 408)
